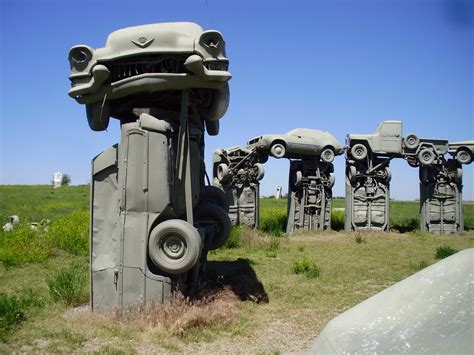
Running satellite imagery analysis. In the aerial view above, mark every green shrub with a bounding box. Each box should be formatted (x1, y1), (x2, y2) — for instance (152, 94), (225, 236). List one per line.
(47, 261), (89, 306)
(292, 257), (321, 278)
(222, 227), (241, 249)
(0, 224), (54, 268)
(354, 233), (366, 244)
(260, 208), (286, 236)
(48, 210), (89, 256)
(265, 237), (280, 258)
(0, 293), (26, 341)
(0, 289), (45, 341)
(331, 210), (344, 231)
(435, 246), (458, 259)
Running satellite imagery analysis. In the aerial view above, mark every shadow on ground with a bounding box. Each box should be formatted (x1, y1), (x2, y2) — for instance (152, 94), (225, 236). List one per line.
(206, 258), (269, 303)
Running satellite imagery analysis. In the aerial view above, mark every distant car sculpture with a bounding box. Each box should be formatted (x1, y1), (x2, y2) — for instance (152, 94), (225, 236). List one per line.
(248, 128), (342, 162)
(346, 120), (471, 234)
(213, 146), (264, 228)
(68, 22), (232, 311)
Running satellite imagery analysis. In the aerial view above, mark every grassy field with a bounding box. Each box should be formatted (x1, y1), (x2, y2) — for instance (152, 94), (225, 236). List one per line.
(1, 185), (473, 353)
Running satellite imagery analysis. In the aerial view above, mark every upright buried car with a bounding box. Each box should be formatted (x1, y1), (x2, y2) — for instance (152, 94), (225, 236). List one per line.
(247, 128), (342, 162)
(68, 23), (233, 311)
(68, 22), (231, 134)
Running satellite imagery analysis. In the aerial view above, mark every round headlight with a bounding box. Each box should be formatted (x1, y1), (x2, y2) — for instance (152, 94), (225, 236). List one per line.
(69, 46), (93, 67)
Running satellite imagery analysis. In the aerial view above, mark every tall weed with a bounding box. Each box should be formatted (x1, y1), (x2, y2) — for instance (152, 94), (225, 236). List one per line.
(0, 224), (53, 268)
(48, 210), (89, 256)
(47, 261), (89, 306)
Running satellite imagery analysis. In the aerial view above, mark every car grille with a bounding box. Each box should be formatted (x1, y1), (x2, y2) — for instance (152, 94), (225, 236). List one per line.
(103, 55), (228, 83)
(103, 54), (190, 82)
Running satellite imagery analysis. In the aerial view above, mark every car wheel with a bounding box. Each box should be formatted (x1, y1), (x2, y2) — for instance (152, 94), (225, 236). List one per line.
(404, 133), (420, 150)
(328, 173), (335, 188)
(384, 167), (392, 182)
(86, 101), (110, 131)
(294, 170), (303, 188)
(199, 185), (229, 212)
(456, 149), (472, 165)
(347, 165), (357, 182)
(407, 157), (419, 168)
(418, 148), (436, 166)
(217, 163), (230, 182)
(455, 168), (463, 184)
(321, 147), (335, 163)
(255, 163), (265, 181)
(148, 219), (201, 274)
(350, 143), (368, 161)
(270, 142), (286, 158)
(196, 203), (231, 250)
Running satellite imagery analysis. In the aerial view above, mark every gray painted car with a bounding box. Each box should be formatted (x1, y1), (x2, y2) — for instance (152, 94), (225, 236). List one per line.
(247, 128), (342, 162)
(68, 22), (231, 132)
(448, 140), (474, 165)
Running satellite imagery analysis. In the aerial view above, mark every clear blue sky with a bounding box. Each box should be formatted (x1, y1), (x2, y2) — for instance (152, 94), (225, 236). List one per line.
(0, 0), (473, 200)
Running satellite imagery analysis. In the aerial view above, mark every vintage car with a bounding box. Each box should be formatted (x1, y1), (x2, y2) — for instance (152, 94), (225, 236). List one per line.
(247, 128), (343, 162)
(347, 121), (449, 166)
(68, 22), (231, 132)
(448, 141), (473, 165)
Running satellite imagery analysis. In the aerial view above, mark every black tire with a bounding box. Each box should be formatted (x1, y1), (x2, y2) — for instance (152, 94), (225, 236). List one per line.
(196, 203), (231, 250)
(407, 157), (419, 168)
(418, 148), (436, 166)
(270, 142), (286, 158)
(328, 173), (335, 188)
(384, 167), (392, 182)
(205, 120), (219, 136)
(255, 163), (265, 181)
(199, 185), (229, 212)
(321, 147), (335, 163)
(86, 101), (110, 131)
(216, 163), (230, 182)
(350, 143), (368, 161)
(404, 133), (420, 150)
(347, 165), (357, 182)
(455, 168), (463, 184)
(456, 149), (472, 165)
(148, 219), (201, 274)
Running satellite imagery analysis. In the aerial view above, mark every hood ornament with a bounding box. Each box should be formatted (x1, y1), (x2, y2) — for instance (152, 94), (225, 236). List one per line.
(132, 37), (154, 48)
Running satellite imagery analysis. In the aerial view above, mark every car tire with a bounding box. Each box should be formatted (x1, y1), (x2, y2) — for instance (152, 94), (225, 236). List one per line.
(255, 163), (265, 181)
(199, 185), (229, 212)
(294, 170), (303, 188)
(347, 165), (357, 182)
(418, 148), (436, 166)
(270, 142), (286, 158)
(196, 203), (231, 250)
(404, 133), (420, 150)
(86, 101), (110, 131)
(328, 173), (335, 188)
(455, 168), (463, 184)
(351, 143), (368, 161)
(217, 163), (230, 182)
(456, 149), (472, 165)
(148, 219), (201, 274)
(321, 147), (335, 163)
(384, 167), (392, 182)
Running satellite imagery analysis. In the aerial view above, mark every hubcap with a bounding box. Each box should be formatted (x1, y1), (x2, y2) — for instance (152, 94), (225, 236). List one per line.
(162, 234), (186, 259)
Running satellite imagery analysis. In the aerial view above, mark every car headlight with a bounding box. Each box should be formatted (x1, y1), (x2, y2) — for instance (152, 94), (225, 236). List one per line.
(68, 45), (94, 70)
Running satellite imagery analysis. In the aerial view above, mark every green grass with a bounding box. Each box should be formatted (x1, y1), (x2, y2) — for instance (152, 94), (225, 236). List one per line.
(47, 261), (89, 306)
(435, 246), (458, 259)
(0, 186), (473, 352)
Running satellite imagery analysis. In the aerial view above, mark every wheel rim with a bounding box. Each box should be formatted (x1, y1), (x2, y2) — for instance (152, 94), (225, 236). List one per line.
(322, 149), (334, 162)
(272, 144), (284, 157)
(421, 151), (433, 163)
(160, 233), (186, 260)
(458, 151), (470, 163)
(353, 146), (366, 158)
